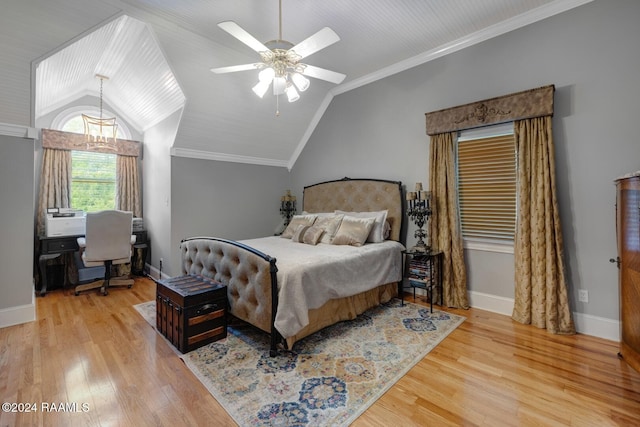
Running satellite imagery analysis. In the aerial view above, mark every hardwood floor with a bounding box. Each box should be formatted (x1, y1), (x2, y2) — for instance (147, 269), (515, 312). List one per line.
(1, 277), (639, 426)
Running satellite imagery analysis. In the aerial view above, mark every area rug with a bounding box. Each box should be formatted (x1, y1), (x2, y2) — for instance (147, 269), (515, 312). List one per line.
(134, 299), (464, 426)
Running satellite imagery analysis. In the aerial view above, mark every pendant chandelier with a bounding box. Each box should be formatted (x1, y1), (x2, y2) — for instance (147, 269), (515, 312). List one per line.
(83, 74), (118, 149)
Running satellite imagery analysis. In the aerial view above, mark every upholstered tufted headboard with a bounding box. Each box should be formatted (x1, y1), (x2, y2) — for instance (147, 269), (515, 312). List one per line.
(303, 177), (404, 243)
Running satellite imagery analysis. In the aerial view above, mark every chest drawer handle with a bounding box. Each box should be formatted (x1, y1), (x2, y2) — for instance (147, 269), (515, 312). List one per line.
(196, 303), (217, 315)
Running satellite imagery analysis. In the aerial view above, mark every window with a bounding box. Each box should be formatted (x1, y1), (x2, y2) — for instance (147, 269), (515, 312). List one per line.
(71, 151), (116, 212)
(52, 106), (133, 212)
(456, 123), (516, 248)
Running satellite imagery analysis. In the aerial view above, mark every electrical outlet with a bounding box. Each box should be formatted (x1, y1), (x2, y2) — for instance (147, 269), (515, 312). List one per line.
(578, 289), (589, 303)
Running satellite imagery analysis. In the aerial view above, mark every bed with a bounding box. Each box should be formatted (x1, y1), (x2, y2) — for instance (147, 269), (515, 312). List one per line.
(179, 177), (405, 356)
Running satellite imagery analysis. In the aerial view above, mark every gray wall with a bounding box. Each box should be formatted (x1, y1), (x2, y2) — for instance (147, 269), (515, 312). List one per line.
(0, 135), (35, 310)
(169, 157), (290, 276)
(291, 0), (640, 323)
(143, 109), (183, 278)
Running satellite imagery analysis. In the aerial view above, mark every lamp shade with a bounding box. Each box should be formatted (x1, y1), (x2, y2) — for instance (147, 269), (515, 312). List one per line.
(258, 67), (275, 83)
(252, 80), (270, 98)
(286, 84), (300, 102)
(273, 77), (286, 95)
(291, 72), (310, 92)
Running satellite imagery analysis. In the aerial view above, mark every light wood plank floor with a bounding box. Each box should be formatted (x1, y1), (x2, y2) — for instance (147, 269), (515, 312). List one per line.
(1, 277), (639, 426)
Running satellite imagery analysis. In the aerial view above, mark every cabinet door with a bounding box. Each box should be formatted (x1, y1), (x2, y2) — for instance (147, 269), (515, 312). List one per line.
(618, 178), (640, 371)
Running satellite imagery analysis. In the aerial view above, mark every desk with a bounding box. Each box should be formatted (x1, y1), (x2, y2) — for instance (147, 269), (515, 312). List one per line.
(37, 230), (148, 296)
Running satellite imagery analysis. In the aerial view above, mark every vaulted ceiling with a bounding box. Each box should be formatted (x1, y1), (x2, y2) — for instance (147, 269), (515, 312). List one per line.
(34, 0), (592, 168)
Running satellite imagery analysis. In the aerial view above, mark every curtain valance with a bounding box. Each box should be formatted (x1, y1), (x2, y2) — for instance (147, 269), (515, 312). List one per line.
(42, 128), (141, 157)
(425, 85), (554, 135)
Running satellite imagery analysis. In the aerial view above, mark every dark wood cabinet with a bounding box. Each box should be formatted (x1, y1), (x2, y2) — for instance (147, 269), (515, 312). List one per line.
(616, 176), (640, 373)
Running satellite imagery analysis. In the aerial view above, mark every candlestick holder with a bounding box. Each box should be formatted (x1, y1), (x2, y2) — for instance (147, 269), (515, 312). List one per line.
(406, 183), (432, 253)
(280, 190), (297, 227)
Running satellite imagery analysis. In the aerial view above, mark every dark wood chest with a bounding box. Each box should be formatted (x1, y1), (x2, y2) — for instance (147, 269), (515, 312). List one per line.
(155, 275), (227, 353)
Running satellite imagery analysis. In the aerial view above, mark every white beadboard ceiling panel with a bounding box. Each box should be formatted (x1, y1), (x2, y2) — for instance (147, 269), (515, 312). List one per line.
(36, 15), (185, 132)
(30, 0), (593, 165)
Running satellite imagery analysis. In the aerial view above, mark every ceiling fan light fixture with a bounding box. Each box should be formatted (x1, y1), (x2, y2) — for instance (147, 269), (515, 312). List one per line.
(212, 0), (345, 115)
(285, 84), (299, 102)
(273, 76), (286, 95)
(291, 72), (309, 92)
(252, 80), (270, 98)
(258, 67), (275, 83)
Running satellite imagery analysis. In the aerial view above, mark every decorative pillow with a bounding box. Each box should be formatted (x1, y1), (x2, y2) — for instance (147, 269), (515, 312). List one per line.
(331, 216), (376, 247)
(281, 214), (317, 238)
(314, 214), (344, 244)
(291, 225), (324, 245)
(383, 220), (391, 240)
(302, 226), (324, 245)
(335, 210), (388, 243)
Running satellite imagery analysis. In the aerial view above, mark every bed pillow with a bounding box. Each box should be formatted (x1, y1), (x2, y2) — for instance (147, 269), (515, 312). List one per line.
(331, 216), (376, 247)
(314, 214), (344, 244)
(335, 210), (388, 243)
(291, 225), (324, 245)
(281, 214), (317, 238)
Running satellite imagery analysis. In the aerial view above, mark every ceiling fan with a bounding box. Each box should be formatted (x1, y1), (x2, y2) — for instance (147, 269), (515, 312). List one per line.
(210, 0), (346, 108)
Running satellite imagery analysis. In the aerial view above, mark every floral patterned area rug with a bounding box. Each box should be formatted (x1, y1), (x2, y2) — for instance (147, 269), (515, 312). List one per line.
(134, 299), (464, 426)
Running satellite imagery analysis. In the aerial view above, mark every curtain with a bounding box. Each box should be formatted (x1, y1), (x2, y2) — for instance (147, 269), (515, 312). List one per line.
(36, 148), (71, 236)
(36, 148), (76, 287)
(429, 132), (470, 308)
(116, 155), (141, 217)
(512, 116), (575, 334)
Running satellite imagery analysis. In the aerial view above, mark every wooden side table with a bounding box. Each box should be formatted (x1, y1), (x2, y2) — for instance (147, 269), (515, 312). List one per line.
(401, 250), (443, 312)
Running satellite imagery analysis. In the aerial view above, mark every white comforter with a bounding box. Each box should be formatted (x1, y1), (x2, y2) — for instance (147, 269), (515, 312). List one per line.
(239, 236), (405, 338)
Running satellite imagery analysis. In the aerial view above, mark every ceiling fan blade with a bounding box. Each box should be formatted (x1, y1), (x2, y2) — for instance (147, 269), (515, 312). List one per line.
(210, 63), (258, 74)
(302, 65), (346, 85)
(290, 27), (340, 59)
(218, 21), (269, 53)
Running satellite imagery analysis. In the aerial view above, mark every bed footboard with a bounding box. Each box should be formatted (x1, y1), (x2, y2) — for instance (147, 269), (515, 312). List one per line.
(180, 237), (280, 356)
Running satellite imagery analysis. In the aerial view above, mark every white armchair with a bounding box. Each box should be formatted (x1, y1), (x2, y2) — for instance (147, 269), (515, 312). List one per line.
(75, 210), (136, 296)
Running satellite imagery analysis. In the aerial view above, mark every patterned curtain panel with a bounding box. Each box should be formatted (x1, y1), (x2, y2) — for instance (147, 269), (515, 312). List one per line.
(429, 132), (470, 309)
(512, 116), (575, 334)
(36, 148), (71, 236)
(116, 155), (141, 217)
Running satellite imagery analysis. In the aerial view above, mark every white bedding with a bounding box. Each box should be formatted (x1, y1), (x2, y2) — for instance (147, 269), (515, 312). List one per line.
(239, 236), (405, 338)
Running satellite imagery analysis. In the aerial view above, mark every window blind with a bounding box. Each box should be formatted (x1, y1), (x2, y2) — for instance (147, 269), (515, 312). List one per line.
(457, 133), (516, 241)
(71, 150), (116, 212)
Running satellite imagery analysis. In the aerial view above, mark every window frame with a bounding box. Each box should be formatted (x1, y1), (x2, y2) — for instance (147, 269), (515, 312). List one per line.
(456, 122), (516, 254)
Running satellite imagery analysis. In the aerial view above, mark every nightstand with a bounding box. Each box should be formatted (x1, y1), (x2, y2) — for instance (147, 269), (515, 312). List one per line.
(401, 250), (443, 312)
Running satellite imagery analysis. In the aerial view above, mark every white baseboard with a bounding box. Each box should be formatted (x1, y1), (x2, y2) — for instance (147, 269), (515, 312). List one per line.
(146, 264), (170, 280)
(467, 290), (619, 342)
(0, 293), (36, 329)
(572, 312), (620, 342)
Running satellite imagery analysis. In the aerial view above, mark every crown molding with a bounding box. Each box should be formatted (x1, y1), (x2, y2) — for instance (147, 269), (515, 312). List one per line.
(334, 0), (594, 96)
(171, 147), (289, 168)
(0, 123), (38, 139)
